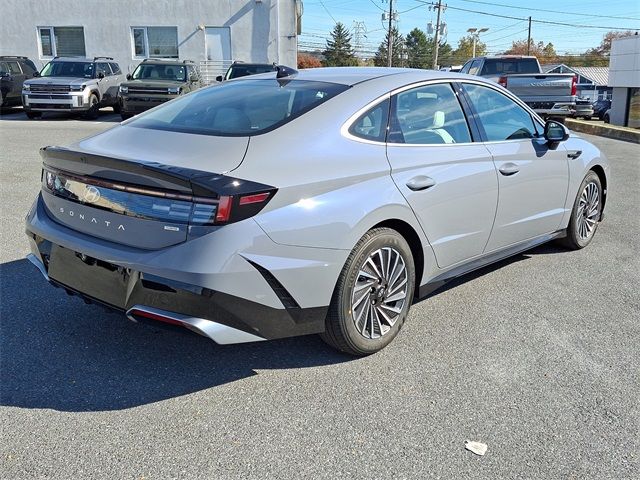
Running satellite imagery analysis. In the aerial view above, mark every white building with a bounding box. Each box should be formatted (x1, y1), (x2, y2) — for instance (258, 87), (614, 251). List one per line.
(0, 0), (302, 82)
(608, 35), (640, 128)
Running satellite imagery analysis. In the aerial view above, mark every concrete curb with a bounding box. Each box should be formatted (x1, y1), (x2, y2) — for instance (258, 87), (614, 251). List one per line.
(565, 119), (640, 144)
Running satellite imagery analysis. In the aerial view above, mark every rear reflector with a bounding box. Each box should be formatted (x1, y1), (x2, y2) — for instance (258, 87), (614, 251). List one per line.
(239, 192), (271, 206)
(129, 308), (183, 326)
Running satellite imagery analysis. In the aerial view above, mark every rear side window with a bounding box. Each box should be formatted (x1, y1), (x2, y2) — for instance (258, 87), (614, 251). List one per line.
(349, 99), (389, 142)
(127, 79), (349, 136)
(468, 60), (482, 75)
(110, 63), (122, 75)
(480, 58), (539, 75)
(463, 83), (538, 141)
(7, 61), (22, 74)
(389, 83), (471, 145)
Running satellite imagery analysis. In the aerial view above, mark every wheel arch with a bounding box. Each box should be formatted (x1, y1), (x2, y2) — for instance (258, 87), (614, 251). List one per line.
(371, 218), (424, 301)
(590, 164), (607, 218)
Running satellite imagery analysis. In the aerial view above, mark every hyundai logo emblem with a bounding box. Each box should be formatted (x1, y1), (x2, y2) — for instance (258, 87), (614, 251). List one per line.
(82, 185), (101, 203)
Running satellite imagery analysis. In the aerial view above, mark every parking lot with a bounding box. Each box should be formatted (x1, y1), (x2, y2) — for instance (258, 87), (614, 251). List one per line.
(1, 111), (638, 479)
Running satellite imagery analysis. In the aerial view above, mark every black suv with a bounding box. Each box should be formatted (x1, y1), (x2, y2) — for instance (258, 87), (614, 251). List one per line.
(1, 56), (38, 109)
(592, 99), (611, 120)
(118, 59), (202, 120)
(216, 62), (278, 82)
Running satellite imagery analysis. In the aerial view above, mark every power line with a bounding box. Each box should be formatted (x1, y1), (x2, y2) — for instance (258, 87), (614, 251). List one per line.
(318, 0), (338, 25)
(456, 0), (640, 22)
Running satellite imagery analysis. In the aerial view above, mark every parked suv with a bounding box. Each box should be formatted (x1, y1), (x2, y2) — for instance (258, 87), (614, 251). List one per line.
(22, 56), (124, 119)
(118, 59), (202, 120)
(216, 61), (278, 82)
(592, 99), (611, 120)
(1, 56), (38, 109)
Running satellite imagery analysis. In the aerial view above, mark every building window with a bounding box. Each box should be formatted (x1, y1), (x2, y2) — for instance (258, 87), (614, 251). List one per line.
(131, 27), (178, 59)
(38, 27), (86, 58)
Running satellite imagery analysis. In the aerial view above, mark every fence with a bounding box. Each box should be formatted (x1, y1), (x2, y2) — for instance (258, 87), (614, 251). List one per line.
(199, 60), (233, 85)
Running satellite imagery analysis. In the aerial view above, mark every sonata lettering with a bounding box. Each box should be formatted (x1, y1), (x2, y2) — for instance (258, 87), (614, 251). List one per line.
(57, 207), (125, 231)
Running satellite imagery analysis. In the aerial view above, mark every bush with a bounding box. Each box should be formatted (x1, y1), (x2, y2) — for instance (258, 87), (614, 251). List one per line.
(298, 53), (322, 69)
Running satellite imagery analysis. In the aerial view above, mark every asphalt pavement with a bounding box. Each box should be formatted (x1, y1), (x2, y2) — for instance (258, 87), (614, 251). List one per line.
(1, 108), (639, 479)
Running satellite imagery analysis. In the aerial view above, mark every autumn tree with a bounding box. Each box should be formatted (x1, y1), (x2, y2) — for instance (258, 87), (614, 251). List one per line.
(580, 30), (638, 66)
(297, 53), (322, 69)
(323, 23), (358, 67)
(374, 28), (405, 67)
(503, 38), (557, 63)
(452, 35), (487, 64)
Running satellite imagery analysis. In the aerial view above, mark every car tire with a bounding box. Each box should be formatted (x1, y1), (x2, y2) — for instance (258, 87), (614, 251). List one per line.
(120, 113), (132, 121)
(321, 227), (415, 356)
(112, 101), (121, 114)
(559, 171), (602, 250)
(603, 114), (610, 124)
(25, 111), (42, 119)
(84, 94), (100, 120)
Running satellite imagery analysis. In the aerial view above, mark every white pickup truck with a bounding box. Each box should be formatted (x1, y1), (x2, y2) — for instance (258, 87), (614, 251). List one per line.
(460, 55), (577, 118)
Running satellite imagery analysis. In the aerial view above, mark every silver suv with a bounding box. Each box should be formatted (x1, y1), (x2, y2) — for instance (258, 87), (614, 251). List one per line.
(22, 57), (125, 119)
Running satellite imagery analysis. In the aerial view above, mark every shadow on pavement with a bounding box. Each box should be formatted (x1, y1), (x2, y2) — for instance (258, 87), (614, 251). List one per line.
(0, 107), (121, 122)
(0, 258), (350, 412)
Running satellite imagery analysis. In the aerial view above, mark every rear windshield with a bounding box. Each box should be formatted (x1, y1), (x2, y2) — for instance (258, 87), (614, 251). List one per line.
(41, 61), (94, 78)
(480, 58), (539, 75)
(127, 79), (349, 136)
(227, 64), (276, 80)
(132, 64), (186, 82)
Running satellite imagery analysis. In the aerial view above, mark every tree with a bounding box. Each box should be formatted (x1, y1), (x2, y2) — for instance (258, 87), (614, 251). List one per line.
(323, 23), (358, 67)
(373, 28), (405, 67)
(452, 35), (487, 65)
(502, 38), (557, 63)
(405, 28), (430, 69)
(581, 30), (638, 66)
(297, 53), (322, 69)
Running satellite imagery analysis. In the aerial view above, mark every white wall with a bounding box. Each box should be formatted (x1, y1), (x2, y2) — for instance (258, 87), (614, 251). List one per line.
(0, 0), (299, 74)
(609, 35), (640, 88)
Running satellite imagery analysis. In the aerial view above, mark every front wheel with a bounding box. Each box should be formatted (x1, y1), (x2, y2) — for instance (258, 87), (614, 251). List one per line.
(83, 94), (100, 120)
(321, 228), (415, 356)
(559, 171), (602, 250)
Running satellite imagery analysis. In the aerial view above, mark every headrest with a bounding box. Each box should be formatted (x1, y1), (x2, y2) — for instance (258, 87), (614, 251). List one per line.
(433, 111), (445, 128)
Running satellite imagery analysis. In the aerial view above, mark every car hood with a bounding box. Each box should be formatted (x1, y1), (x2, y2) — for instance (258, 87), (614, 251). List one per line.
(25, 77), (92, 86)
(70, 124), (250, 174)
(122, 79), (185, 88)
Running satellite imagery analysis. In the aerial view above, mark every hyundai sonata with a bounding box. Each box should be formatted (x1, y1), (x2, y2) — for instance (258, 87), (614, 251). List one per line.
(25, 67), (609, 355)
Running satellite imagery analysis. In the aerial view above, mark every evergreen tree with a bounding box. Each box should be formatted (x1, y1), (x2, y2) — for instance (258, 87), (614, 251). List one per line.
(323, 23), (358, 67)
(405, 28), (430, 69)
(374, 28), (405, 67)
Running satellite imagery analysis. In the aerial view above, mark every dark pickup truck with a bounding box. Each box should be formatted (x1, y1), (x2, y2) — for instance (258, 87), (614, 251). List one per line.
(461, 56), (577, 118)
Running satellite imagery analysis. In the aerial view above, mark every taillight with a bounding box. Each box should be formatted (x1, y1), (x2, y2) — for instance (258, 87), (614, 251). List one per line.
(571, 75), (577, 96)
(498, 76), (508, 88)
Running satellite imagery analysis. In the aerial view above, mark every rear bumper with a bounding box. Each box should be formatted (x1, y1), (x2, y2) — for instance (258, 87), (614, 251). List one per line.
(25, 193), (346, 343)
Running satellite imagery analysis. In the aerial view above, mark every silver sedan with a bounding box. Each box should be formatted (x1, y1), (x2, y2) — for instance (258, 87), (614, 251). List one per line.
(26, 67), (610, 355)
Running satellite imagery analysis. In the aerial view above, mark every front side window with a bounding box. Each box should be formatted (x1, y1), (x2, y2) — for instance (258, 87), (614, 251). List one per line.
(389, 83), (471, 145)
(226, 64), (276, 80)
(38, 27), (86, 58)
(40, 61), (94, 79)
(468, 60), (482, 76)
(95, 63), (109, 77)
(131, 27), (178, 59)
(127, 79), (349, 136)
(463, 83), (538, 141)
(110, 63), (122, 75)
(7, 62), (22, 74)
(349, 99), (390, 142)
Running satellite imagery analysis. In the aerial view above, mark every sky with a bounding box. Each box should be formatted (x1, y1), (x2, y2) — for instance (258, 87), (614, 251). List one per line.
(299, 0), (640, 58)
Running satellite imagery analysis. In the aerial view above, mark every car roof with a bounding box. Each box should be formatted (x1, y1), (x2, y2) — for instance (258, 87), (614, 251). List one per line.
(254, 67), (498, 87)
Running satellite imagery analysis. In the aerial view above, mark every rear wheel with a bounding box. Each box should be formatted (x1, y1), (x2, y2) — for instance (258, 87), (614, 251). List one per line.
(84, 94), (100, 120)
(120, 113), (133, 121)
(321, 228), (415, 356)
(559, 171), (602, 250)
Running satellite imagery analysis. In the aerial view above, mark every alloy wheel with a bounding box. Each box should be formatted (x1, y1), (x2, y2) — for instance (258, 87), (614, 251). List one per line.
(351, 247), (408, 339)
(577, 181), (600, 240)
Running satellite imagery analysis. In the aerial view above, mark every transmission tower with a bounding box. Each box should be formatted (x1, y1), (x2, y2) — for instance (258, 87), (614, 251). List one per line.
(352, 21), (367, 57)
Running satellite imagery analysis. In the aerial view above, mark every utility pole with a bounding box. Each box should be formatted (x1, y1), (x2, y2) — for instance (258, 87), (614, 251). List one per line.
(432, 0), (443, 69)
(527, 16), (532, 55)
(387, 0), (394, 67)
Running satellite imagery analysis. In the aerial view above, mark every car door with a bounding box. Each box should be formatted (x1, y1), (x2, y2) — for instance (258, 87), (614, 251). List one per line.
(461, 82), (569, 252)
(6, 61), (26, 103)
(96, 63), (111, 101)
(386, 82), (498, 268)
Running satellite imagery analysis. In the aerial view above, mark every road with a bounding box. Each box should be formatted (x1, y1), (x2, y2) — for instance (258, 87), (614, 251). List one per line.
(1, 109), (639, 479)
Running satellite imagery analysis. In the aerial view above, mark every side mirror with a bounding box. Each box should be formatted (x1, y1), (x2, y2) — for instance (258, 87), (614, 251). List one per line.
(98, 72), (105, 79)
(544, 120), (569, 144)
(215, 75), (223, 82)
(33, 71), (40, 77)
(126, 73), (132, 80)
(190, 75), (199, 83)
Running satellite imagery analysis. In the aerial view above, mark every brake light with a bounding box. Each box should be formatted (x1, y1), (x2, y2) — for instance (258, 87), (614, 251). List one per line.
(239, 192), (271, 205)
(498, 76), (508, 88)
(215, 195), (233, 223)
(571, 75), (577, 96)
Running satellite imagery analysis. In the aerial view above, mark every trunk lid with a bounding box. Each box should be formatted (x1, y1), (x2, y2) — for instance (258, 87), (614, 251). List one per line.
(503, 73), (575, 98)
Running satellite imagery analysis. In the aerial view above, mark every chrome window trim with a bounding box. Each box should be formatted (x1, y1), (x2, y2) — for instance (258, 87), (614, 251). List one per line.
(341, 77), (546, 147)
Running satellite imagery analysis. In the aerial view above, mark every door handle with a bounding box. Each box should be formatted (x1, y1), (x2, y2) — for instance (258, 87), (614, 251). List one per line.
(567, 150), (582, 159)
(498, 163), (520, 176)
(406, 175), (436, 191)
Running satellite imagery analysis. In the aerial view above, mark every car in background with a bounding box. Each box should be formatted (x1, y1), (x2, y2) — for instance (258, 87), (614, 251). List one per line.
(1, 56), (39, 109)
(118, 59), (202, 120)
(461, 55), (577, 118)
(592, 99), (611, 120)
(25, 67), (609, 356)
(216, 61), (278, 82)
(22, 56), (125, 119)
(572, 98), (594, 119)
